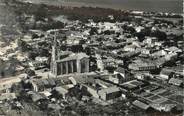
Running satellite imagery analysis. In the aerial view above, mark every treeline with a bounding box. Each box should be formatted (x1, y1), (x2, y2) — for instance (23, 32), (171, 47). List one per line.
(12, 1), (133, 23)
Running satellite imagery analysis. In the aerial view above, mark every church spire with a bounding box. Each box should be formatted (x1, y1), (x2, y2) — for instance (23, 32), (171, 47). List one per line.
(51, 32), (58, 77)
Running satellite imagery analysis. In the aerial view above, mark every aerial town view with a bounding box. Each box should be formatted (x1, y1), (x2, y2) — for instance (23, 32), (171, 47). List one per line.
(0, 0), (183, 115)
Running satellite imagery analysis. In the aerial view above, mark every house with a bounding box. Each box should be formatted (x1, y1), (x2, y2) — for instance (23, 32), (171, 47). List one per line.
(81, 96), (90, 102)
(121, 51), (141, 59)
(29, 61), (47, 70)
(128, 59), (158, 71)
(144, 37), (158, 45)
(95, 54), (104, 72)
(155, 57), (167, 67)
(82, 81), (122, 101)
(164, 53), (178, 61)
(135, 26), (145, 33)
(48, 104), (61, 110)
(66, 36), (82, 45)
(103, 58), (117, 69)
(0, 77), (22, 93)
(160, 69), (174, 80)
(114, 67), (126, 78)
(132, 41), (143, 48)
(168, 78), (183, 87)
(113, 67), (126, 83)
(107, 75), (120, 84)
(135, 73), (145, 80)
(135, 72), (152, 80)
(29, 78), (73, 92)
(141, 48), (150, 55)
(151, 50), (168, 58)
(154, 41), (163, 46)
(82, 84), (100, 99)
(40, 91), (52, 97)
(98, 86), (121, 101)
(52, 86), (69, 99)
(96, 78), (114, 89)
(27, 91), (47, 102)
(35, 57), (48, 64)
(169, 65), (184, 76)
(28, 57), (49, 70)
(121, 80), (146, 91)
(132, 100), (150, 110)
(150, 103), (177, 112)
(0, 93), (16, 101)
(124, 44), (138, 52)
(165, 46), (182, 54)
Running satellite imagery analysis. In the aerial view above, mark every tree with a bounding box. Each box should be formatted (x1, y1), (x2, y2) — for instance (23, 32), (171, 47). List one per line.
(28, 51), (38, 60)
(150, 30), (167, 41)
(89, 27), (98, 35)
(25, 68), (36, 77)
(134, 28), (151, 42)
(35, 4), (47, 21)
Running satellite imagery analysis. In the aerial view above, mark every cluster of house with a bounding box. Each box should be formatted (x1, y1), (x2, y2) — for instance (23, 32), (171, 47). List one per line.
(1, 63), (183, 113)
(160, 66), (184, 87)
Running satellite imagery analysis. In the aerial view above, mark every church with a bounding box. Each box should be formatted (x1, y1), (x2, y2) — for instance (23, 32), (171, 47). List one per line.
(50, 36), (90, 77)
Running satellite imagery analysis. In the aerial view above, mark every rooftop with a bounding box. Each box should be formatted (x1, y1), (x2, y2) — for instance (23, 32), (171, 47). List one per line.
(98, 86), (120, 94)
(58, 53), (89, 62)
(54, 86), (69, 95)
(132, 100), (150, 110)
(168, 78), (183, 86)
(115, 67), (126, 74)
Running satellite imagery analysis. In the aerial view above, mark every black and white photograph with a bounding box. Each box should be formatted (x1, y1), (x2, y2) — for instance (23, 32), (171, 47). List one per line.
(0, 0), (183, 115)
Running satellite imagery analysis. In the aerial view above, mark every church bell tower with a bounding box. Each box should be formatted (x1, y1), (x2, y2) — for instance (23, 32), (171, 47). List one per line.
(51, 33), (58, 77)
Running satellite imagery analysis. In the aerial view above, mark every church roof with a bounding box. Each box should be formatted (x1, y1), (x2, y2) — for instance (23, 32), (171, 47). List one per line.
(59, 53), (89, 62)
